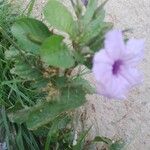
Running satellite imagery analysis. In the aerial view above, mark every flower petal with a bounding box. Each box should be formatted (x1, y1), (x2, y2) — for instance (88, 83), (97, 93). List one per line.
(93, 49), (113, 64)
(124, 39), (145, 66)
(120, 66), (142, 86)
(92, 50), (113, 81)
(96, 75), (130, 100)
(105, 30), (125, 60)
(92, 62), (112, 81)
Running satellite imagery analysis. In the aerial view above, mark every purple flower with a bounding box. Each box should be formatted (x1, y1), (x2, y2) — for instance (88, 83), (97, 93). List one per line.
(82, 0), (88, 6)
(92, 30), (144, 99)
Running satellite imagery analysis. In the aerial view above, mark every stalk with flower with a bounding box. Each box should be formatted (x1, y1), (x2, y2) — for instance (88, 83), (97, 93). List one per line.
(1, 0), (144, 149)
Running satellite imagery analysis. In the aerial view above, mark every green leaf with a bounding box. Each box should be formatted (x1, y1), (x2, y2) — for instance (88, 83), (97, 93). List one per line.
(79, 3), (108, 45)
(80, 18), (106, 45)
(8, 108), (30, 124)
(11, 18), (52, 53)
(8, 86), (86, 130)
(93, 8), (105, 22)
(10, 59), (42, 81)
(27, 86), (86, 130)
(88, 22), (113, 52)
(44, 0), (76, 35)
(82, 0), (97, 25)
(54, 76), (68, 88)
(92, 0), (108, 20)
(40, 35), (75, 69)
(80, 0), (113, 48)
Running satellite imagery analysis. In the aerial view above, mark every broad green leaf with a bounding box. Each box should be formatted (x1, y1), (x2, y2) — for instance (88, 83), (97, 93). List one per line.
(40, 35), (75, 69)
(27, 86), (86, 130)
(31, 78), (50, 91)
(54, 76), (68, 88)
(11, 18), (52, 53)
(44, 0), (76, 35)
(8, 86), (86, 130)
(8, 108), (30, 124)
(10, 59), (42, 81)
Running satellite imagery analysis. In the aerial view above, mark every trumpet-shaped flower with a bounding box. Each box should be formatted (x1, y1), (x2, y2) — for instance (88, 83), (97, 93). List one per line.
(92, 30), (144, 99)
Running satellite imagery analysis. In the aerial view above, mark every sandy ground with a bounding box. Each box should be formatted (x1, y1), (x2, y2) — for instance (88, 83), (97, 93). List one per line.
(21, 0), (150, 149)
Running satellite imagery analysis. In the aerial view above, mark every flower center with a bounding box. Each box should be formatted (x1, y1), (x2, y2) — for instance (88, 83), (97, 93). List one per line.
(112, 60), (122, 75)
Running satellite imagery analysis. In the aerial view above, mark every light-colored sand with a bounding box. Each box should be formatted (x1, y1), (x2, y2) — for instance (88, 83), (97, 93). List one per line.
(21, 0), (150, 149)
